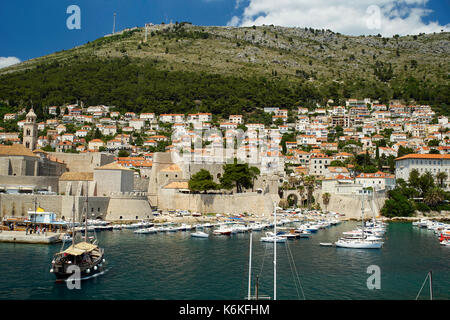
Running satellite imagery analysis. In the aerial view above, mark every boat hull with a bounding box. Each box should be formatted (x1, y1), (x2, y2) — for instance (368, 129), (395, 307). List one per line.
(335, 241), (383, 249)
(52, 254), (105, 281)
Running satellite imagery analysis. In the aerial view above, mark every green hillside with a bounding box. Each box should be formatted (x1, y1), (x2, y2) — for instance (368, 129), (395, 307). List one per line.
(0, 23), (449, 119)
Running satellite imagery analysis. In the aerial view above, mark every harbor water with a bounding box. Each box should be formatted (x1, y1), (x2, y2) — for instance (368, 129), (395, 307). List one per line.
(0, 222), (448, 300)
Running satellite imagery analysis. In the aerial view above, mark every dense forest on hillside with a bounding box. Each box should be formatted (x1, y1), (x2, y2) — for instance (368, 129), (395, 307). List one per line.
(0, 57), (448, 119)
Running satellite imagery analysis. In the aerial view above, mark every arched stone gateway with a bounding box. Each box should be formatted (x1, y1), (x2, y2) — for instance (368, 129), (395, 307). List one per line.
(286, 193), (298, 207)
(283, 190), (303, 207)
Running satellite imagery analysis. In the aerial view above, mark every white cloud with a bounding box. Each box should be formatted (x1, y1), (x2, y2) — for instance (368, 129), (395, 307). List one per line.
(227, 16), (241, 27)
(229, 0), (449, 36)
(0, 57), (21, 69)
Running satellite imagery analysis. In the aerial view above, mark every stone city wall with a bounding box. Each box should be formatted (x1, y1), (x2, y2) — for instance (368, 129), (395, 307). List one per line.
(158, 190), (279, 217)
(48, 152), (115, 172)
(0, 175), (60, 192)
(314, 191), (387, 219)
(0, 194), (110, 221)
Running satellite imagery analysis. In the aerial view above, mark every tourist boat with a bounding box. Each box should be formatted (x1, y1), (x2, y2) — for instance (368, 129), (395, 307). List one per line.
(191, 231), (209, 238)
(50, 196), (105, 281)
(440, 240), (450, 246)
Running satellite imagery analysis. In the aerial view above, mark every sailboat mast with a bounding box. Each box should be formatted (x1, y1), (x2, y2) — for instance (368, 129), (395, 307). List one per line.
(255, 276), (259, 300)
(361, 192), (365, 239)
(429, 271), (433, 300)
(248, 230), (253, 300)
(273, 201), (277, 301)
(372, 189), (376, 225)
(72, 196), (75, 247)
(84, 194), (88, 242)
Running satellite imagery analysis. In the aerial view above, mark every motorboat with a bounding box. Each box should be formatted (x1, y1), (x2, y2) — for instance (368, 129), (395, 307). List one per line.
(134, 227), (157, 234)
(305, 225), (319, 233)
(213, 227), (233, 235)
(191, 231), (209, 238)
(177, 224), (193, 231)
(249, 224), (264, 231)
(260, 232), (286, 243)
(62, 233), (72, 242)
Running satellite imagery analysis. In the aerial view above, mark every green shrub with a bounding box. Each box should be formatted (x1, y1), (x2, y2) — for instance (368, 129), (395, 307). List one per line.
(414, 202), (431, 212)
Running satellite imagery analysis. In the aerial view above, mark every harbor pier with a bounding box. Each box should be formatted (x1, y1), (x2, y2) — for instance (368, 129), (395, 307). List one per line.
(0, 231), (61, 244)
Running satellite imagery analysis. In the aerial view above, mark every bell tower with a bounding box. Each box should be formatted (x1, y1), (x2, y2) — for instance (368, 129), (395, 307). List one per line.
(23, 108), (37, 150)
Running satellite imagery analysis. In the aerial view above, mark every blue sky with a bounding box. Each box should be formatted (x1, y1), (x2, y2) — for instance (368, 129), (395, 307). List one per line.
(0, 0), (448, 65)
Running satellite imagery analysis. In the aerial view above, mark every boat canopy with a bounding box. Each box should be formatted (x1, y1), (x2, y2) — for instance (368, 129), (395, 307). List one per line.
(62, 242), (98, 256)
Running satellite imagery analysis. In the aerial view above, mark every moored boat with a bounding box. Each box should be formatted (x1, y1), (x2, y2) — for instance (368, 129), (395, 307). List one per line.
(50, 196), (106, 281)
(191, 231), (209, 238)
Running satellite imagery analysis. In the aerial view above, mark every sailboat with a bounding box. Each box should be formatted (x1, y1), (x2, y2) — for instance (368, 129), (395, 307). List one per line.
(246, 202), (281, 300)
(50, 195), (106, 281)
(335, 191), (384, 249)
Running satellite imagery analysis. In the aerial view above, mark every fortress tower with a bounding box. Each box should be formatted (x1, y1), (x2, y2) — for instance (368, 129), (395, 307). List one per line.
(23, 108), (37, 151)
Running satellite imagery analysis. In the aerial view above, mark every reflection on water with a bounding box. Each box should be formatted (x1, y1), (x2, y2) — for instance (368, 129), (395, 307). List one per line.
(0, 222), (448, 300)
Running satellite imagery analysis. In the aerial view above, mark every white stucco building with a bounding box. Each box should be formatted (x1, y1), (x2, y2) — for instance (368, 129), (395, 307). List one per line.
(395, 154), (450, 190)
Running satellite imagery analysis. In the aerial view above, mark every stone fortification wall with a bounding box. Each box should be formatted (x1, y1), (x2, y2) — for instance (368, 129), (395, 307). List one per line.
(134, 176), (149, 192)
(314, 191), (387, 219)
(157, 190), (279, 217)
(48, 152), (115, 172)
(105, 193), (153, 221)
(0, 175), (59, 192)
(0, 194), (110, 221)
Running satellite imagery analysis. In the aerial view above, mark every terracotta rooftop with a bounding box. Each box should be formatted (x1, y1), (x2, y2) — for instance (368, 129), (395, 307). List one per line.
(95, 162), (131, 171)
(0, 144), (38, 158)
(396, 154), (450, 161)
(163, 181), (189, 189)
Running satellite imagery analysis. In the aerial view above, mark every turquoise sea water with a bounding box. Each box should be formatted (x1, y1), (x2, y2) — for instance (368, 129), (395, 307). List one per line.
(0, 222), (448, 300)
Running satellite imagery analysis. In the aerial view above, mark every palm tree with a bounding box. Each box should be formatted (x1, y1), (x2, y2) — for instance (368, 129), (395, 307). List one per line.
(322, 192), (331, 212)
(424, 187), (445, 207)
(297, 185), (305, 207)
(288, 176), (298, 188)
(436, 171), (448, 189)
(304, 175), (316, 209)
